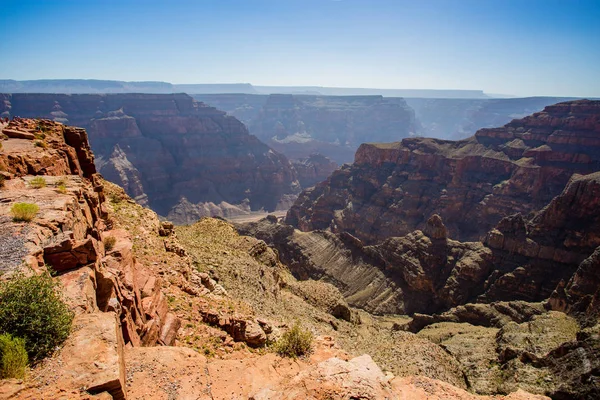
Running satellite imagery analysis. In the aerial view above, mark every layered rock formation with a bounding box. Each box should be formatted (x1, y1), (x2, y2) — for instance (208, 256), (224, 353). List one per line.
(0, 118), (181, 398)
(0, 93), (300, 223)
(292, 153), (338, 188)
(195, 93), (417, 164)
(246, 102), (600, 316)
(288, 100), (600, 243)
(0, 118), (552, 399)
(234, 101), (600, 398)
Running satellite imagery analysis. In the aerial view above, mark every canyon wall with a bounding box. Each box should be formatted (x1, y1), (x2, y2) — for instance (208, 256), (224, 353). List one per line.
(195, 93), (417, 164)
(0, 93), (300, 222)
(287, 100), (600, 243)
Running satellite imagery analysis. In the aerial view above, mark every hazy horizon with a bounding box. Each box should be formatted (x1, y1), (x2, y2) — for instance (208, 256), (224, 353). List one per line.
(1, 0), (599, 97)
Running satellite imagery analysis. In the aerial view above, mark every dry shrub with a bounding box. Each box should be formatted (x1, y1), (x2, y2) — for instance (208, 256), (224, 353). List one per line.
(10, 203), (39, 222)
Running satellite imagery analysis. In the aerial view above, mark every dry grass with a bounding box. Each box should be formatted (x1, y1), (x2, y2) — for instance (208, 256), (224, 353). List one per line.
(104, 236), (117, 252)
(0, 333), (28, 379)
(10, 203), (39, 222)
(29, 177), (46, 189)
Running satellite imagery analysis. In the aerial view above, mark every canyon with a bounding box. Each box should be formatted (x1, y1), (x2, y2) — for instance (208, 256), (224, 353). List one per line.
(194, 94), (578, 164)
(0, 117), (553, 399)
(287, 100), (600, 243)
(237, 100), (600, 398)
(0, 100), (599, 399)
(0, 93), (301, 224)
(0, 92), (582, 229)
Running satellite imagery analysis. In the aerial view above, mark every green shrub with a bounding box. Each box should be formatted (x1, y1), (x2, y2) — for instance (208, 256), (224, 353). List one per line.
(275, 321), (313, 358)
(0, 333), (28, 379)
(29, 177), (46, 189)
(10, 203), (39, 222)
(0, 272), (73, 363)
(56, 183), (67, 194)
(104, 236), (117, 252)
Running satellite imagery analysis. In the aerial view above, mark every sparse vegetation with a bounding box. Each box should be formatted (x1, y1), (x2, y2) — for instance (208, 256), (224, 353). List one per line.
(0, 333), (28, 379)
(29, 176), (46, 189)
(55, 178), (68, 194)
(275, 321), (313, 358)
(10, 202), (39, 222)
(104, 235), (117, 252)
(0, 272), (74, 363)
(34, 140), (47, 149)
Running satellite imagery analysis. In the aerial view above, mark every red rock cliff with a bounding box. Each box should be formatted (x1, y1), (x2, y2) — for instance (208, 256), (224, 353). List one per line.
(287, 100), (600, 243)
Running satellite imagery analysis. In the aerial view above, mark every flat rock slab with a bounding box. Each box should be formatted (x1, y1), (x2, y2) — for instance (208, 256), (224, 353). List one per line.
(59, 312), (126, 400)
(2, 128), (35, 140)
(125, 346), (211, 400)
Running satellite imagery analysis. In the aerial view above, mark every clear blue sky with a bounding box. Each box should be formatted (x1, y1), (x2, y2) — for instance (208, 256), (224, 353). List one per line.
(1, 0), (599, 97)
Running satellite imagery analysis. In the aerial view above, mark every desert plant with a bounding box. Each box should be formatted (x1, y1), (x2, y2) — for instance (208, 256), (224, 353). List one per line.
(10, 203), (39, 222)
(104, 235), (117, 252)
(0, 333), (28, 379)
(33, 140), (47, 149)
(56, 183), (67, 194)
(0, 272), (73, 363)
(29, 176), (46, 189)
(275, 321), (313, 358)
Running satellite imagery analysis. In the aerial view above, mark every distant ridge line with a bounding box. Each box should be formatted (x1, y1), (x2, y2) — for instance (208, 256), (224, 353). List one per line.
(0, 79), (492, 99)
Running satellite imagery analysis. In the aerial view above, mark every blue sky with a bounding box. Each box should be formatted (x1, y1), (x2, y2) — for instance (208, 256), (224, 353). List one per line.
(1, 0), (599, 96)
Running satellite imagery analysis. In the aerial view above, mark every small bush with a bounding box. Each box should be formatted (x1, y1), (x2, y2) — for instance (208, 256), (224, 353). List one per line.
(29, 177), (46, 189)
(109, 192), (123, 204)
(0, 272), (74, 363)
(56, 183), (67, 194)
(10, 203), (39, 222)
(104, 236), (117, 252)
(0, 333), (28, 379)
(33, 140), (47, 149)
(275, 321), (313, 358)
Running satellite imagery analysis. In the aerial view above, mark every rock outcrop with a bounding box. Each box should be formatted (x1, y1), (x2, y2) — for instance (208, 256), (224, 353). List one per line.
(287, 100), (600, 243)
(0, 93), (300, 223)
(0, 118), (179, 398)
